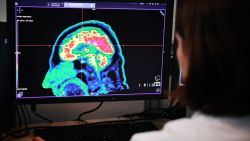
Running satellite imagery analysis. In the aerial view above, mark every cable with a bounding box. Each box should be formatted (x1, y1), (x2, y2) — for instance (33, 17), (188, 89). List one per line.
(32, 112), (53, 123)
(0, 126), (53, 141)
(1, 104), (53, 140)
(0, 129), (9, 135)
(19, 104), (30, 137)
(16, 104), (22, 128)
(24, 104), (32, 123)
(20, 105), (28, 127)
(168, 97), (175, 109)
(31, 104), (53, 123)
(76, 102), (103, 121)
(1, 104), (31, 141)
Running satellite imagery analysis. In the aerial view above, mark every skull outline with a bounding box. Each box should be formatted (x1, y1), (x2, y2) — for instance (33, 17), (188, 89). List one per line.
(42, 20), (129, 97)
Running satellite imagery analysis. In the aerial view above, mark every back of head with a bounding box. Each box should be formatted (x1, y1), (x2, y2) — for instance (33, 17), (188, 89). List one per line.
(175, 0), (250, 116)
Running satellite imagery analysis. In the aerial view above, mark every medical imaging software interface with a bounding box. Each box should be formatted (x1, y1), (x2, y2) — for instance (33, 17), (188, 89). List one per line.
(15, 1), (167, 99)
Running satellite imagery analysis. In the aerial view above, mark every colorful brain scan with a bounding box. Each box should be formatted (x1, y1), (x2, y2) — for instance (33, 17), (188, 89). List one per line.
(42, 20), (129, 96)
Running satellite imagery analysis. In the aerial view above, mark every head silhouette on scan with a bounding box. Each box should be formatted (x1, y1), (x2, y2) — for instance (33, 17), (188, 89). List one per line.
(42, 20), (129, 97)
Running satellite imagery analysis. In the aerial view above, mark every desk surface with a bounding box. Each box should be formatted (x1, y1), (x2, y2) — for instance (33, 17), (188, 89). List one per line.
(3, 118), (169, 141)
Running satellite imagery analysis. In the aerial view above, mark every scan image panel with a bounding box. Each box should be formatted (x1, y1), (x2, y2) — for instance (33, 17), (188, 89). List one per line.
(42, 20), (129, 97)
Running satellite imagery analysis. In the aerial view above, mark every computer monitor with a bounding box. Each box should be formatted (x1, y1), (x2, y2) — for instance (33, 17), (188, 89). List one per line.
(8, 0), (174, 104)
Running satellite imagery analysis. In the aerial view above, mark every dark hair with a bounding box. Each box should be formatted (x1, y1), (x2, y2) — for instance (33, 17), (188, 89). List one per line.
(175, 0), (250, 116)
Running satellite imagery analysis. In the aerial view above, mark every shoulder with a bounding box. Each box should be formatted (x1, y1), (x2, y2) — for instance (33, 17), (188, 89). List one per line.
(130, 112), (250, 141)
(130, 117), (196, 141)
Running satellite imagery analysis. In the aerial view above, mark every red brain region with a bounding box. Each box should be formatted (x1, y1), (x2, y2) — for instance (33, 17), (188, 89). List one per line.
(83, 30), (114, 54)
(60, 28), (115, 61)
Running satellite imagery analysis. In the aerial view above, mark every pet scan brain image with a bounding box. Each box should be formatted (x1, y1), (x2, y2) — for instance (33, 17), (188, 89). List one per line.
(42, 20), (129, 97)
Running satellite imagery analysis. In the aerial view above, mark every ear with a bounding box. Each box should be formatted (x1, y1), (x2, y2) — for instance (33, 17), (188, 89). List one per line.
(175, 33), (188, 79)
(175, 33), (183, 48)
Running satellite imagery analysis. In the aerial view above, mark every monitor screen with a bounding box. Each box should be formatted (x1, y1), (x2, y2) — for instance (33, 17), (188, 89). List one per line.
(10, 0), (173, 103)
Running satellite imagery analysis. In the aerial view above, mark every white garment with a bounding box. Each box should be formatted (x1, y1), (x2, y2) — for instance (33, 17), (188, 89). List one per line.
(130, 112), (250, 141)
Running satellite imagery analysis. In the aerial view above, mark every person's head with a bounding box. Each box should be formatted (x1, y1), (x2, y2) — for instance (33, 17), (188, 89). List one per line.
(175, 0), (250, 116)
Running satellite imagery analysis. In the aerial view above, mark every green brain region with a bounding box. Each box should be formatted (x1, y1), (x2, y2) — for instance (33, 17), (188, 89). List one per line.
(42, 20), (129, 97)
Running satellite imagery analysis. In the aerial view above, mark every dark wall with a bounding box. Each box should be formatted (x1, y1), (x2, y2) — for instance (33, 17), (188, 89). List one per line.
(0, 22), (15, 130)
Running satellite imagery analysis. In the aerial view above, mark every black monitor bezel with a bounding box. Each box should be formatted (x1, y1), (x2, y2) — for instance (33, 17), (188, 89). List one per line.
(8, 0), (174, 104)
